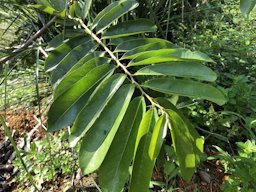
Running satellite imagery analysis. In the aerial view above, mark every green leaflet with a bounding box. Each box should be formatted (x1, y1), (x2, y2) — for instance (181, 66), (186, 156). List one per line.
(92, 0), (139, 33)
(82, 0), (92, 19)
(99, 97), (146, 192)
(45, 35), (89, 72)
(134, 62), (217, 82)
(47, 64), (112, 132)
(69, 74), (126, 147)
(102, 19), (157, 39)
(32, 4), (65, 17)
(156, 98), (204, 181)
(54, 57), (110, 99)
(51, 40), (96, 88)
(129, 108), (159, 192)
(121, 42), (176, 59)
(115, 38), (177, 52)
(79, 84), (135, 174)
(143, 78), (227, 105)
(128, 48), (214, 66)
(240, 0), (256, 16)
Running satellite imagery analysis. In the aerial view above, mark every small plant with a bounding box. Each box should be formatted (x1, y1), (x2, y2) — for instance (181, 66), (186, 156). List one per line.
(212, 140), (256, 192)
(13, 131), (77, 191)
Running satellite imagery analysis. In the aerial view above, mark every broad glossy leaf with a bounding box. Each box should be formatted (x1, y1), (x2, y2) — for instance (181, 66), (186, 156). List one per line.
(121, 42), (181, 59)
(108, 36), (137, 46)
(45, 35), (89, 72)
(54, 57), (110, 99)
(115, 38), (177, 52)
(70, 74), (126, 146)
(143, 78), (227, 105)
(46, 33), (66, 51)
(156, 98), (204, 181)
(47, 64), (112, 132)
(148, 115), (167, 160)
(99, 97), (146, 192)
(92, 0), (139, 33)
(128, 49), (214, 66)
(35, 0), (51, 7)
(102, 19), (157, 39)
(130, 108), (158, 192)
(51, 40), (96, 88)
(48, 0), (66, 11)
(79, 84), (135, 174)
(134, 62), (217, 82)
(240, 0), (256, 16)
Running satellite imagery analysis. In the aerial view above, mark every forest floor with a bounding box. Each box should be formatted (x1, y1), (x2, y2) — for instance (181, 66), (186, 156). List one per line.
(0, 105), (228, 192)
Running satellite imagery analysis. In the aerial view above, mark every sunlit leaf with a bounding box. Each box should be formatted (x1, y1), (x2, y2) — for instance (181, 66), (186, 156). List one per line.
(134, 62), (217, 82)
(128, 49), (214, 66)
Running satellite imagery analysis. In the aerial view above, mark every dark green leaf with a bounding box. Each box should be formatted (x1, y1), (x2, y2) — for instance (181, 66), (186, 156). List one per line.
(134, 62), (217, 82)
(70, 74), (126, 146)
(128, 49), (214, 66)
(45, 35), (89, 72)
(32, 4), (65, 17)
(115, 38), (178, 52)
(51, 40), (96, 88)
(92, 0), (139, 33)
(99, 97), (146, 192)
(143, 78), (227, 105)
(240, 0), (256, 16)
(82, 0), (92, 19)
(102, 19), (157, 39)
(79, 84), (135, 174)
(47, 64), (112, 132)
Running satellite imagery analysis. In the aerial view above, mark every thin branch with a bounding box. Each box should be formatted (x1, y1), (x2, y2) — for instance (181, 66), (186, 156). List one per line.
(0, 16), (57, 65)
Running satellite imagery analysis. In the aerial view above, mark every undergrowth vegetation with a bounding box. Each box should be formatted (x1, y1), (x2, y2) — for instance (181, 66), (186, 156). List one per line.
(0, 0), (256, 191)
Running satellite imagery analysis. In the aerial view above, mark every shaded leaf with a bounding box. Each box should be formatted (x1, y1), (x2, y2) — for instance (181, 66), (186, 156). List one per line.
(70, 74), (126, 146)
(82, 0), (92, 19)
(54, 57), (110, 99)
(93, 0), (139, 33)
(102, 19), (157, 39)
(240, 0), (256, 16)
(79, 84), (135, 174)
(99, 97), (146, 192)
(47, 64), (112, 132)
(128, 49), (214, 66)
(143, 78), (227, 105)
(51, 40), (97, 88)
(45, 35), (89, 72)
(134, 62), (217, 82)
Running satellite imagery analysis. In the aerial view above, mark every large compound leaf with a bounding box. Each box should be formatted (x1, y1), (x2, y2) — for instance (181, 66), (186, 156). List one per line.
(134, 62), (217, 82)
(51, 40), (96, 87)
(79, 84), (135, 174)
(129, 109), (159, 192)
(143, 78), (227, 105)
(92, 0), (139, 33)
(128, 49), (214, 66)
(45, 35), (88, 72)
(99, 97), (146, 192)
(47, 64), (112, 132)
(70, 74), (126, 146)
(102, 19), (157, 39)
(240, 0), (256, 16)
(115, 38), (177, 52)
